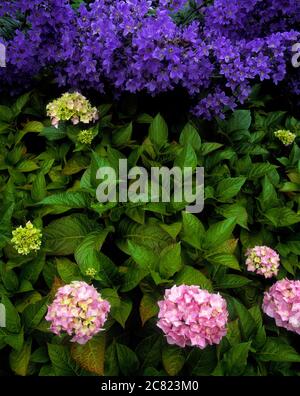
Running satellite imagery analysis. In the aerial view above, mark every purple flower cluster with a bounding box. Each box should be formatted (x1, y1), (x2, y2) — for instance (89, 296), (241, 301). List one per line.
(0, 0), (299, 118)
(0, 0), (77, 92)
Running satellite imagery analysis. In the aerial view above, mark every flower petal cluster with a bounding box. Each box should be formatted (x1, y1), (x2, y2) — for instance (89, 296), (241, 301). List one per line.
(11, 221), (42, 255)
(46, 281), (110, 344)
(245, 246), (280, 278)
(78, 129), (95, 145)
(274, 130), (296, 146)
(263, 279), (300, 334)
(46, 92), (99, 127)
(157, 285), (228, 349)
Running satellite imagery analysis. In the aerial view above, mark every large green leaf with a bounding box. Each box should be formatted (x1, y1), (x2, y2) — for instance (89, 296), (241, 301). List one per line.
(149, 113), (168, 150)
(116, 343), (139, 376)
(203, 217), (236, 250)
(9, 339), (32, 376)
(44, 214), (98, 255)
(71, 334), (106, 375)
(223, 341), (251, 376)
(180, 212), (205, 249)
(162, 345), (185, 376)
(257, 338), (300, 362)
(159, 243), (182, 278)
(174, 266), (212, 291)
(216, 177), (246, 202)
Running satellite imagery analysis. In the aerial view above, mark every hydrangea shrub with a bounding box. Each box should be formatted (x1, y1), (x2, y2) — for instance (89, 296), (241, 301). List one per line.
(0, 88), (300, 376)
(0, 0), (300, 378)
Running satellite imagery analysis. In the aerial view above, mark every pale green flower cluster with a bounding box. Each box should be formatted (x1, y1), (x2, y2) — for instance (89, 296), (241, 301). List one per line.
(46, 92), (99, 127)
(11, 221), (42, 255)
(78, 129), (95, 145)
(85, 268), (97, 277)
(274, 129), (296, 146)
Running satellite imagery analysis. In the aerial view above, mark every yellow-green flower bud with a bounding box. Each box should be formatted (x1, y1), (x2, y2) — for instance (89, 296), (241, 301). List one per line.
(78, 129), (94, 145)
(85, 268), (97, 278)
(11, 221), (42, 255)
(274, 130), (296, 146)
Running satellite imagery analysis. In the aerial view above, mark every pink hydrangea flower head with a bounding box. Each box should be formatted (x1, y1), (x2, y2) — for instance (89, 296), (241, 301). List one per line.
(262, 279), (300, 334)
(245, 246), (280, 278)
(157, 285), (228, 349)
(45, 281), (110, 344)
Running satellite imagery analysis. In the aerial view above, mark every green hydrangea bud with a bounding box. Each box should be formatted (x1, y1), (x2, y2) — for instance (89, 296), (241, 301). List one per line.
(274, 130), (296, 146)
(11, 221), (42, 255)
(85, 268), (97, 278)
(46, 92), (99, 127)
(78, 129), (94, 145)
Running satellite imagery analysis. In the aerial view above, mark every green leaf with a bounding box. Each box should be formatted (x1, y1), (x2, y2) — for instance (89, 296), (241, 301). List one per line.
(16, 121), (44, 143)
(139, 294), (159, 326)
(200, 142), (223, 156)
(112, 123), (133, 146)
(95, 253), (119, 287)
(71, 333), (106, 375)
(9, 339), (32, 376)
(56, 258), (83, 283)
(225, 319), (241, 346)
(179, 123), (201, 151)
(174, 143), (197, 170)
(223, 341), (251, 376)
(159, 243), (182, 278)
(206, 253), (240, 271)
(174, 266), (212, 291)
(40, 125), (66, 141)
(12, 92), (31, 116)
(149, 113), (168, 150)
(62, 154), (89, 176)
(44, 214), (97, 255)
(23, 297), (49, 330)
(248, 163), (276, 179)
(116, 343), (139, 376)
(216, 177), (246, 202)
(233, 299), (256, 340)
(136, 334), (163, 369)
(215, 275), (251, 289)
(127, 240), (157, 272)
(264, 207), (300, 227)
(38, 192), (91, 208)
(74, 229), (112, 276)
(30, 346), (49, 363)
(48, 344), (79, 376)
(120, 263), (149, 292)
(16, 160), (39, 172)
(203, 217), (236, 250)
(257, 338), (300, 362)
(0, 105), (13, 122)
(187, 347), (217, 376)
(180, 212), (205, 249)
(110, 298), (132, 328)
(0, 328), (24, 351)
(226, 110), (251, 133)
(31, 172), (47, 202)
(159, 222), (182, 239)
(20, 254), (45, 285)
(162, 345), (185, 376)
(104, 342), (119, 376)
(216, 204), (248, 229)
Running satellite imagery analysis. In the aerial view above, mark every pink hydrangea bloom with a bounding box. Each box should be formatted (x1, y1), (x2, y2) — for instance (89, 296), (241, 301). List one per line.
(262, 279), (300, 335)
(245, 246), (280, 278)
(45, 281), (110, 344)
(157, 285), (228, 349)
